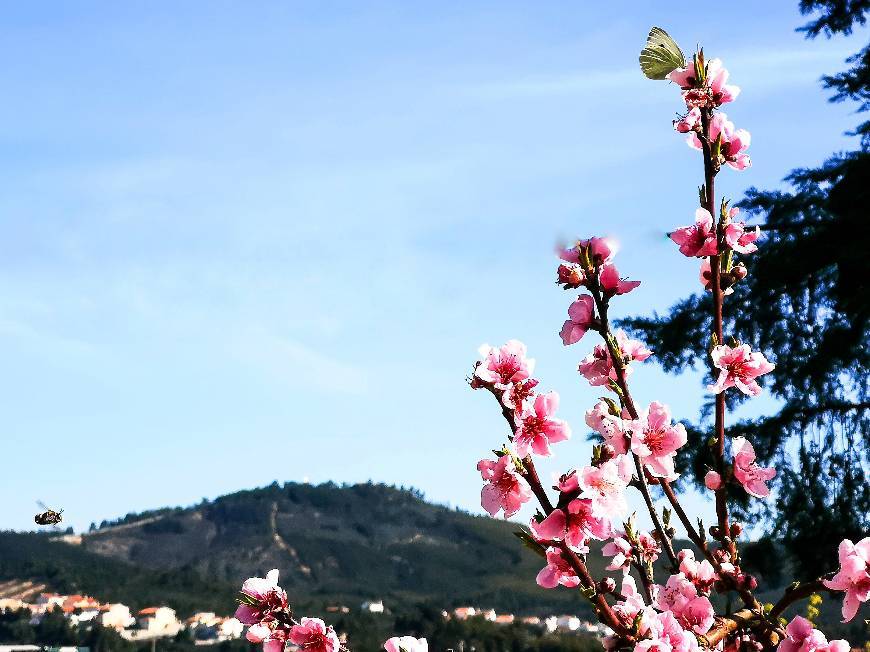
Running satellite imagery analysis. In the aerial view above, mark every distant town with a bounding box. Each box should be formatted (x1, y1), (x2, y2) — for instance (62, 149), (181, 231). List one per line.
(0, 579), (608, 649)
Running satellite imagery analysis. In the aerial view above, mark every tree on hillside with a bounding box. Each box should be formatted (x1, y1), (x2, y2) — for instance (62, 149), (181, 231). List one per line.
(619, 0), (869, 579)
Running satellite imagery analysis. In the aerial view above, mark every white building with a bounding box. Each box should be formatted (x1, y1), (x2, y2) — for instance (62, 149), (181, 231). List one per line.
(217, 617), (244, 640)
(136, 606), (181, 635)
(360, 600), (384, 613)
(100, 603), (135, 630)
(555, 615), (581, 632)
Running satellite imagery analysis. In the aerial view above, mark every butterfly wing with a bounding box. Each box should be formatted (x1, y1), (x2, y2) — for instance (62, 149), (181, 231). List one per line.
(639, 27), (685, 80)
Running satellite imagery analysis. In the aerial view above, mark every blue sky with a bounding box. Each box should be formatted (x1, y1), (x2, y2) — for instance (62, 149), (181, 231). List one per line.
(0, 1), (864, 533)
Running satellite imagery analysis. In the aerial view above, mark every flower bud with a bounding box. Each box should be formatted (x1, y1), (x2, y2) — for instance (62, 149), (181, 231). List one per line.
(592, 443), (616, 467)
(739, 574), (758, 591)
(731, 263), (748, 281)
(709, 525), (722, 539)
(730, 522), (743, 538)
(598, 577), (617, 594)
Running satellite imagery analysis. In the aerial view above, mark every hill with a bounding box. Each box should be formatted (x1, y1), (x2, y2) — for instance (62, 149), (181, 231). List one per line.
(1, 481), (862, 643)
(2, 482), (600, 618)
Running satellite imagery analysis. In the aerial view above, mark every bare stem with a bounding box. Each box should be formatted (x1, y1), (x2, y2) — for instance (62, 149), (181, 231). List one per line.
(699, 107), (732, 558)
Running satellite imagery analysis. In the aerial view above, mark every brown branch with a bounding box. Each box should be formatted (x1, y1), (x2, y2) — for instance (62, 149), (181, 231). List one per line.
(700, 608), (757, 647)
(478, 383), (629, 638)
(587, 276), (679, 570)
(769, 578), (830, 620)
(699, 105), (733, 565)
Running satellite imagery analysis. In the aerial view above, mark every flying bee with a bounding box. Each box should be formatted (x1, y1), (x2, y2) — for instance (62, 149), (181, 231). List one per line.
(34, 501), (64, 526)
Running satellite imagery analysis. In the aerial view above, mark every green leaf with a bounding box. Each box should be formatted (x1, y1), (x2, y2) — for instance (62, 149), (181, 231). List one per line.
(513, 529), (547, 559)
(639, 27), (685, 80)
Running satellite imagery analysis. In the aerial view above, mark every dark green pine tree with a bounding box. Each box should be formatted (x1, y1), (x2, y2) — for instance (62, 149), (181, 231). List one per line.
(620, 0), (869, 580)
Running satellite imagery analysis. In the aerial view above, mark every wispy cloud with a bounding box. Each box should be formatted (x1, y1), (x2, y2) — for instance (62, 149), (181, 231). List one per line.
(468, 46), (854, 101)
(231, 329), (370, 396)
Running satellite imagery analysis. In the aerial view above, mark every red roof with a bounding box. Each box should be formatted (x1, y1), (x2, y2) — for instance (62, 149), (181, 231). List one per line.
(138, 607), (160, 615)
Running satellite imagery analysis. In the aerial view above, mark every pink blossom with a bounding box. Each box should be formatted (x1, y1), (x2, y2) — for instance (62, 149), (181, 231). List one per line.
(706, 59), (741, 105)
(289, 618), (341, 652)
(536, 547), (581, 588)
(477, 455), (532, 518)
(779, 616), (851, 652)
(667, 61), (699, 89)
(514, 391), (571, 457)
(561, 295), (596, 345)
(577, 344), (614, 387)
(822, 537), (870, 622)
(247, 624), (289, 652)
(557, 263), (585, 289)
(475, 340), (535, 388)
(556, 470), (580, 493)
(602, 536), (632, 574)
(678, 550), (716, 594)
(531, 498), (611, 552)
(674, 108), (701, 133)
(677, 596), (714, 634)
(603, 532), (659, 574)
(560, 237), (615, 267)
(669, 208), (718, 258)
(578, 454), (633, 516)
(612, 575), (649, 626)
(709, 343), (775, 397)
(501, 378), (538, 414)
(235, 569), (289, 625)
(585, 400), (630, 454)
(384, 636), (428, 652)
(703, 470), (722, 491)
(634, 638), (672, 652)
(668, 58), (740, 107)
(651, 610), (700, 652)
(599, 263), (641, 296)
(577, 330), (652, 387)
(636, 532), (662, 566)
(628, 402), (688, 480)
(723, 221), (760, 254)
(731, 437), (776, 498)
(655, 573), (697, 615)
(688, 113), (751, 170)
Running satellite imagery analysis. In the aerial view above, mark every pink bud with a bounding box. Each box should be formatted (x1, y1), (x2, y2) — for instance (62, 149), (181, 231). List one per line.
(704, 470), (722, 490)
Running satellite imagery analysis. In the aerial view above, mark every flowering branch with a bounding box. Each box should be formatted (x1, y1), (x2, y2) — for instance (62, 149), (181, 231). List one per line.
(474, 378), (630, 637)
(465, 27), (868, 652)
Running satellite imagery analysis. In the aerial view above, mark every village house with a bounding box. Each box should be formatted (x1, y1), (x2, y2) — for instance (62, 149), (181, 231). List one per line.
(134, 606), (181, 636)
(360, 600), (384, 613)
(99, 603), (135, 630)
(33, 593), (65, 614)
(186, 613), (243, 642)
(0, 599), (29, 613)
(452, 607), (476, 620)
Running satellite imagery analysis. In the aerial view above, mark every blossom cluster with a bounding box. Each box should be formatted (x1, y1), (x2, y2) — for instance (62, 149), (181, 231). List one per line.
(235, 570), (428, 652)
(234, 570), (340, 652)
